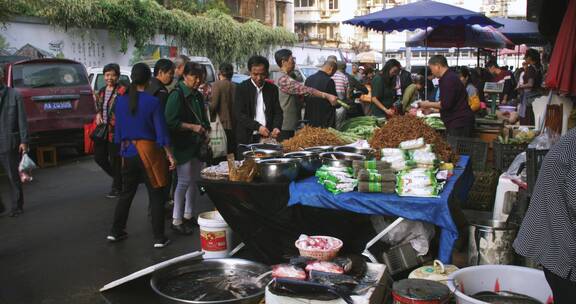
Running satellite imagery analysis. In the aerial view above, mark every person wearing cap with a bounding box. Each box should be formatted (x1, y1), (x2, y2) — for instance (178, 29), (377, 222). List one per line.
(0, 66), (29, 217)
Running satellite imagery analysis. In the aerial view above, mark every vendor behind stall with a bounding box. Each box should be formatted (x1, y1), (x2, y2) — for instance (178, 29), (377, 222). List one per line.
(401, 75), (425, 114)
(371, 59), (400, 118)
(419, 55), (475, 137)
(486, 61), (517, 105)
(234, 55), (283, 154)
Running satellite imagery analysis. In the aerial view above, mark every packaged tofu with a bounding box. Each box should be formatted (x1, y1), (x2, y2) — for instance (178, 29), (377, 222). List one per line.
(399, 138), (425, 150)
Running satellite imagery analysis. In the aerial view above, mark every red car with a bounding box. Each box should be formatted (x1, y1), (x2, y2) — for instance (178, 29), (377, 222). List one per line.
(3, 58), (95, 151)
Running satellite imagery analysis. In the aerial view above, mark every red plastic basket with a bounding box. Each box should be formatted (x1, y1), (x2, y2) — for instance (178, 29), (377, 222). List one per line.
(295, 236), (343, 261)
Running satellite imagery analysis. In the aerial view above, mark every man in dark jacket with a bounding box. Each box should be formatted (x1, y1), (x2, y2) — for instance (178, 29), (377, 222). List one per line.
(234, 56), (283, 156)
(420, 55), (475, 137)
(304, 61), (338, 128)
(147, 59), (175, 106)
(0, 66), (28, 217)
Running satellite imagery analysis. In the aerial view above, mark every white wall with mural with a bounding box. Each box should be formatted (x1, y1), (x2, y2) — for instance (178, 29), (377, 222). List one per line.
(0, 17), (177, 68)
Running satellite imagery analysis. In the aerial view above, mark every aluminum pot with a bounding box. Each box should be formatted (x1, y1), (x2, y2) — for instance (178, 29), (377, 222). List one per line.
(467, 219), (518, 266)
(150, 258), (271, 304)
(284, 151), (322, 176)
(256, 158), (300, 183)
(320, 152), (366, 168)
(240, 143), (283, 152)
(303, 146), (334, 153)
(242, 149), (283, 161)
(334, 146), (376, 159)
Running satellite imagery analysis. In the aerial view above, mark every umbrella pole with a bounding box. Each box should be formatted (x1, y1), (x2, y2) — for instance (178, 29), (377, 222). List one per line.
(477, 48), (480, 67)
(457, 47), (460, 66)
(425, 26), (428, 99)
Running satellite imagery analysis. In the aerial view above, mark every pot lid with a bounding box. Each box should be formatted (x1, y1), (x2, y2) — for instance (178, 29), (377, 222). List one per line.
(393, 279), (450, 300)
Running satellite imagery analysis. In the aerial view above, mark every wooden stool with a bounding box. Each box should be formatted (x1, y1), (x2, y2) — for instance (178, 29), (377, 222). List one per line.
(36, 146), (57, 168)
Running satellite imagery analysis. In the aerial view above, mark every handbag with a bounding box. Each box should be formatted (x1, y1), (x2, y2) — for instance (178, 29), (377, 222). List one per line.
(90, 123), (108, 141)
(177, 88), (213, 163)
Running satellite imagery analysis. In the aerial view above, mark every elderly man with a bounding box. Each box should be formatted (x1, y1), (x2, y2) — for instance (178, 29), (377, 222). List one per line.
(0, 66), (29, 217)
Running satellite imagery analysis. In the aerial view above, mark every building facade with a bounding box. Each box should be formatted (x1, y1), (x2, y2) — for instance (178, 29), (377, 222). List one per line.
(225, 0), (295, 32)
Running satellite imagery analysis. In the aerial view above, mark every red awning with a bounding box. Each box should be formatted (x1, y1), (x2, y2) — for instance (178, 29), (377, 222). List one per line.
(545, 0), (576, 96)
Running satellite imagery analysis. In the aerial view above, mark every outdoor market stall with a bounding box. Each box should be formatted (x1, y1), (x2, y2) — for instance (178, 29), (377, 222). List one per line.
(197, 115), (474, 266)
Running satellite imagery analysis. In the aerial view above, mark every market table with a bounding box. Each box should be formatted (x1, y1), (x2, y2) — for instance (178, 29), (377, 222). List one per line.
(198, 156), (473, 265)
(288, 156), (472, 263)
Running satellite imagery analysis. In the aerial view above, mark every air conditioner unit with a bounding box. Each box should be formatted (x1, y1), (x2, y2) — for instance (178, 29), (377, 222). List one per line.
(321, 10), (331, 17)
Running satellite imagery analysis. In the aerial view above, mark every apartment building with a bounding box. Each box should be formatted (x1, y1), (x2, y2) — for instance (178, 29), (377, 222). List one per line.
(225, 0), (295, 32)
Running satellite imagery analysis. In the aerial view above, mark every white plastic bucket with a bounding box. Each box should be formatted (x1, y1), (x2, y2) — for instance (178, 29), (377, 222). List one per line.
(197, 211), (232, 259)
(447, 265), (553, 304)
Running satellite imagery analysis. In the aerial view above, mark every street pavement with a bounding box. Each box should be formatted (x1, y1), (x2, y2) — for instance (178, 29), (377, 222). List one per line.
(0, 153), (215, 304)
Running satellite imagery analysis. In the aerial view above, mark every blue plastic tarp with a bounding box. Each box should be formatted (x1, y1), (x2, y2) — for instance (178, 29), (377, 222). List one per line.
(288, 156), (473, 263)
(343, 0), (502, 33)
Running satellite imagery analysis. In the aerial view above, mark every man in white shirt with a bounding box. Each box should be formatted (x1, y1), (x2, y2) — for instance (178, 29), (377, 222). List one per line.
(234, 55), (283, 156)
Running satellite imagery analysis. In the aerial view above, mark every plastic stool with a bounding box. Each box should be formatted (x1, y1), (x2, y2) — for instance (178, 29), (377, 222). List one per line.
(36, 146), (57, 168)
(492, 173), (519, 221)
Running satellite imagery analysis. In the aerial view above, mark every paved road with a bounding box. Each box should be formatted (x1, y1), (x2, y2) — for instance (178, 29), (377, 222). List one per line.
(0, 155), (214, 304)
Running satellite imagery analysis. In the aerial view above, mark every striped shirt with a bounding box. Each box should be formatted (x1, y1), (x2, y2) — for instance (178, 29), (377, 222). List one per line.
(331, 71), (349, 100)
(514, 128), (576, 281)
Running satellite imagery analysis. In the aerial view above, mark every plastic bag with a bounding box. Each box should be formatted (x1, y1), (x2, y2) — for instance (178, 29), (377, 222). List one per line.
(504, 152), (527, 182)
(370, 217), (435, 256)
(209, 114), (228, 158)
(19, 153), (37, 183)
(528, 128), (560, 150)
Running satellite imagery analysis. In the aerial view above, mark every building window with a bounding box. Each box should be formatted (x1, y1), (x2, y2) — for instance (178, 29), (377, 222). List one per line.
(296, 0), (315, 7)
(329, 0), (338, 10)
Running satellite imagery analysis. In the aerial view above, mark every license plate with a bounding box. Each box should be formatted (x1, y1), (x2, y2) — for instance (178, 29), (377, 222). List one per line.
(43, 101), (73, 111)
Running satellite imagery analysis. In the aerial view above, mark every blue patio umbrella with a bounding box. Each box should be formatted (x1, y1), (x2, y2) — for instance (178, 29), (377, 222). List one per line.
(491, 17), (547, 46)
(343, 0), (502, 33)
(344, 0), (502, 95)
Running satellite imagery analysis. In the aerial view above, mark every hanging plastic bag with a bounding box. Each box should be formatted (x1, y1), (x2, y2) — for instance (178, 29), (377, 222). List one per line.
(19, 153), (37, 183)
(209, 113), (228, 159)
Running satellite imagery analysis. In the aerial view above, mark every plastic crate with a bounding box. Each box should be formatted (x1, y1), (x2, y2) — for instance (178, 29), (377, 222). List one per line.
(493, 142), (528, 171)
(526, 148), (549, 195)
(465, 169), (500, 211)
(447, 136), (489, 171)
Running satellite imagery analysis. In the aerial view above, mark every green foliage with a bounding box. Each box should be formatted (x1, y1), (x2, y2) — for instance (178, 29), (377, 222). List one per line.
(0, 34), (8, 51)
(1, 0), (296, 65)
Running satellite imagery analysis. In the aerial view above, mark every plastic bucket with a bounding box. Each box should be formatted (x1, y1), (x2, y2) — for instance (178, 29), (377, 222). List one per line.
(447, 265), (553, 304)
(197, 211), (232, 259)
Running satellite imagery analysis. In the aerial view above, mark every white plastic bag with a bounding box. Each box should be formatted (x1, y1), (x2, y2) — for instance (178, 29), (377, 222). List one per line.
(19, 153), (37, 183)
(209, 114), (228, 158)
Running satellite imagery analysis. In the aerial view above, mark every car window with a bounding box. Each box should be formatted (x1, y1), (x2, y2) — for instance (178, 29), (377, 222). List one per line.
(95, 73), (130, 91)
(13, 63), (89, 88)
(203, 65), (215, 83)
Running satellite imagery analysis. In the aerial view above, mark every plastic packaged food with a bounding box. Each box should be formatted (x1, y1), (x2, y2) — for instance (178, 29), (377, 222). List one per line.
(399, 138), (425, 150)
(272, 264), (307, 280)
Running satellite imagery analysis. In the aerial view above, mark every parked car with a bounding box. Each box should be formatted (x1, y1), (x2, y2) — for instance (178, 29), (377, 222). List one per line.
(87, 66), (131, 92)
(3, 58), (95, 151)
(231, 73), (250, 84)
(140, 56), (217, 84)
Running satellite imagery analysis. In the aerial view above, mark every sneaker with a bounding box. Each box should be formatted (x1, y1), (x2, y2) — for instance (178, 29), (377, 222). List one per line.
(153, 238), (170, 248)
(106, 189), (121, 199)
(9, 208), (23, 217)
(171, 224), (193, 235)
(106, 231), (128, 242)
(183, 218), (199, 229)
